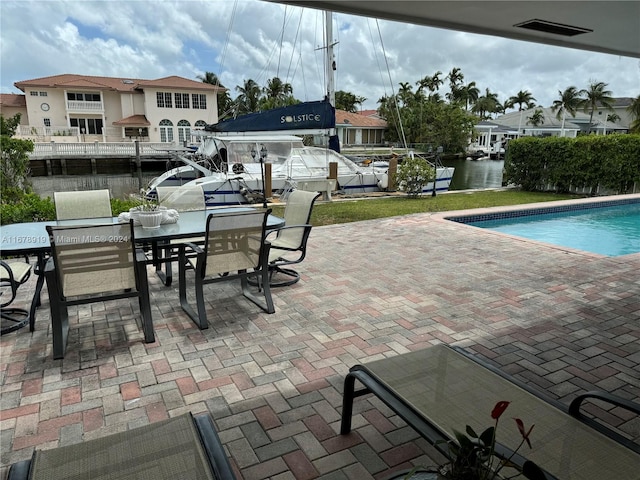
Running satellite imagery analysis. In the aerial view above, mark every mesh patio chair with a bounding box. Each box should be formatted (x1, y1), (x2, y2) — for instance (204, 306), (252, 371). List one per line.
(7, 412), (237, 480)
(178, 209), (275, 329)
(156, 185), (206, 211)
(265, 190), (321, 287)
(153, 185), (205, 286)
(44, 220), (154, 359)
(0, 260), (33, 335)
(54, 189), (112, 219)
(22, 190), (113, 333)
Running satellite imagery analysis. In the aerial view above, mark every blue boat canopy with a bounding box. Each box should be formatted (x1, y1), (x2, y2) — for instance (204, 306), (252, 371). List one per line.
(205, 99), (336, 133)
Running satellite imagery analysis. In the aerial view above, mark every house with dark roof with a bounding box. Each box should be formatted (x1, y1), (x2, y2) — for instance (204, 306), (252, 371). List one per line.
(494, 105), (630, 136)
(9, 74), (224, 143)
(469, 99), (634, 155)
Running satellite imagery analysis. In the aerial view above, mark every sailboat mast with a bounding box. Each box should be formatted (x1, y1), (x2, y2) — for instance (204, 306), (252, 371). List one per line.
(325, 10), (336, 108)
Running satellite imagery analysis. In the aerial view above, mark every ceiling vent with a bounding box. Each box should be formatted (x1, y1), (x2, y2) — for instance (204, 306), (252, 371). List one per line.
(514, 19), (592, 37)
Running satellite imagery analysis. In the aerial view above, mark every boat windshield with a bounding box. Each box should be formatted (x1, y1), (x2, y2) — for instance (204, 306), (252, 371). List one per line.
(224, 139), (304, 165)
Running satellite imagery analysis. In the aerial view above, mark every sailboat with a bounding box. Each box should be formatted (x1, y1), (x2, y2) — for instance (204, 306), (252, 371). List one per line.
(146, 11), (454, 206)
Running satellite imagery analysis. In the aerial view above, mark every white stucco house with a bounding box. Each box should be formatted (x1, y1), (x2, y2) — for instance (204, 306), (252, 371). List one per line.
(6, 74), (224, 143)
(468, 99), (635, 155)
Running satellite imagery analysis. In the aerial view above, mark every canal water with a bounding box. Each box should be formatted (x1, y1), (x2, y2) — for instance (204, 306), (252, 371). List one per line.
(441, 157), (504, 190)
(31, 156), (505, 198)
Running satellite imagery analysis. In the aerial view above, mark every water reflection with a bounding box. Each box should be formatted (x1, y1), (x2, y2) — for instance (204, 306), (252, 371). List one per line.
(441, 157), (505, 190)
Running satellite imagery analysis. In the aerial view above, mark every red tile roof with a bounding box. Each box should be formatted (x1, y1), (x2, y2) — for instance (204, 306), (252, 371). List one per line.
(112, 115), (150, 126)
(335, 109), (386, 128)
(0, 93), (26, 108)
(14, 74), (225, 93)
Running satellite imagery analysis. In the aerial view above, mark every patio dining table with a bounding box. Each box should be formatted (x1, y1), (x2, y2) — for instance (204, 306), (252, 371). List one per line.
(0, 207), (284, 332)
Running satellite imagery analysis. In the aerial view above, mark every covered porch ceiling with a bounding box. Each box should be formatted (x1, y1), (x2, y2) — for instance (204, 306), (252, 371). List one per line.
(272, 1), (640, 59)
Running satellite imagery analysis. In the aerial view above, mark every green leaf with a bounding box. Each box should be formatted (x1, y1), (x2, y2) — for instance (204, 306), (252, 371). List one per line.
(478, 426), (495, 447)
(466, 425), (479, 438)
(523, 460), (549, 480)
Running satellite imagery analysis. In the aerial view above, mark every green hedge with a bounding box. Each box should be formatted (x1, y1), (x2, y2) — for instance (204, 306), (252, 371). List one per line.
(504, 134), (640, 194)
(0, 194), (139, 225)
(0, 193), (56, 225)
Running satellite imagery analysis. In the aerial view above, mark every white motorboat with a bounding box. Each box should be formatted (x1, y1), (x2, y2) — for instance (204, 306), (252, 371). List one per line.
(147, 130), (454, 206)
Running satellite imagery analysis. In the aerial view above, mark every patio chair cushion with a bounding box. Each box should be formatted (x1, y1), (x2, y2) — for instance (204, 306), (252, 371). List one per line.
(54, 189), (112, 220)
(341, 344), (640, 480)
(8, 412), (236, 480)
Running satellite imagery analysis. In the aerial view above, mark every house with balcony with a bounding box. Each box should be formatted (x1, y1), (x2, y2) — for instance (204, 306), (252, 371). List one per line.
(9, 74), (224, 143)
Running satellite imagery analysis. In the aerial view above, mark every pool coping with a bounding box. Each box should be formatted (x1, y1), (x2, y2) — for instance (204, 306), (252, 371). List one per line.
(432, 193), (640, 259)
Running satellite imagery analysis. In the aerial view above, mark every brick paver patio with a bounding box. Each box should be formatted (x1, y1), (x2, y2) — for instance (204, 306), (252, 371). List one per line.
(1, 205), (639, 478)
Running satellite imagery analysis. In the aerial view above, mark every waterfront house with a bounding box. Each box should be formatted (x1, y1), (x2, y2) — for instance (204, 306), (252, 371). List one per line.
(10, 74), (224, 143)
(335, 109), (387, 147)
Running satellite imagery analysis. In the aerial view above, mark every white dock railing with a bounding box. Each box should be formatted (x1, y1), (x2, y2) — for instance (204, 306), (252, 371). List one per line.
(29, 142), (181, 158)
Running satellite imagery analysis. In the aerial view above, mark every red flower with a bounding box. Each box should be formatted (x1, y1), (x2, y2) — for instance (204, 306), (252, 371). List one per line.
(491, 401), (510, 420)
(514, 418), (535, 448)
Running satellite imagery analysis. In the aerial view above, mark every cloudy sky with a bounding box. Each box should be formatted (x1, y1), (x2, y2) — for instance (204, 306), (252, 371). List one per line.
(2, 0), (639, 111)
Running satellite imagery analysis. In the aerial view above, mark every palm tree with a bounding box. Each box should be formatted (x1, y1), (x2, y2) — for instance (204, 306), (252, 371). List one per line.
(235, 79), (262, 114)
(355, 96), (367, 112)
(527, 109), (545, 128)
(453, 81), (480, 111)
(416, 71), (444, 94)
(197, 71), (221, 85)
(603, 113), (621, 135)
(335, 90), (359, 112)
(397, 82), (414, 107)
(508, 90), (537, 111)
(197, 71), (232, 119)
(551, 86), (583, 136)
(627, 95), (640, 133)
(260, 77), (294, 110)
(607, 113), (621, 123)
(581, 81), (614, 133)
(447, 68), (464, 92)
(446, 68), (465, 105)
(472, 88), (500, 119)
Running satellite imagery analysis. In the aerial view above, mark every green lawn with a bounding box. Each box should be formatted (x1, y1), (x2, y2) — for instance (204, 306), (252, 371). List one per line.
(270, 190), (583, 227)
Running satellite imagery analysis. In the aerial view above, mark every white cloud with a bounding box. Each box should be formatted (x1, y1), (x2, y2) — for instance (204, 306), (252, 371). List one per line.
(1, 0), (638, 111)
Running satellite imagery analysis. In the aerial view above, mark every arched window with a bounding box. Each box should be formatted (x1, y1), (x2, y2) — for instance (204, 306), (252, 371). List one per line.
(159, 119), (174, 143)
(177, 120), (191, 143)
(194, 120), (207, 129)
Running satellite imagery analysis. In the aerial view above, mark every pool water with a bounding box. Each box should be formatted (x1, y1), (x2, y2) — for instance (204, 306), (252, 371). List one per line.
(468, 203), (640, 257)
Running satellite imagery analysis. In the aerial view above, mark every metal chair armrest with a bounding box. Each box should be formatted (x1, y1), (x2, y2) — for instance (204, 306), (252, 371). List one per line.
(266, 223), (312, 240)
(569, 391), (640, 417)
(183, 242), (204, 254)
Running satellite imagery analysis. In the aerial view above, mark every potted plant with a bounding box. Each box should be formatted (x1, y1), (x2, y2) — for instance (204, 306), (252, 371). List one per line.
(401, 401), (547, 480)
(129, 190), (163, 228)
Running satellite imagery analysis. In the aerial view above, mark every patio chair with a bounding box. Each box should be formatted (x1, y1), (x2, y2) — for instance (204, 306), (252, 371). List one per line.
(0, 260), (33, 335)
(153, 185), (205, 286)
(54, 189), (112, 219)
(178, 209), (275, 329)
(7, 412), (237, 480)
(44, 220), (154, 359)
(156, 185), (206, 211)
(265, 189), (321, 287)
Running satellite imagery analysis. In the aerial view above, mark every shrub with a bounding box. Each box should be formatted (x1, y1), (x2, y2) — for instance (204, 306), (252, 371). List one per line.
(396, 155), (435, 198)
(0, 193), (55, 225)
(505, 134), (640, 193)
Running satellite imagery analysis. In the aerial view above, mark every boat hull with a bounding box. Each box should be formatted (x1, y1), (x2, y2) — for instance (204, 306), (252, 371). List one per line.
(148, 166), (454, 206)
(146, 135), (455, 206)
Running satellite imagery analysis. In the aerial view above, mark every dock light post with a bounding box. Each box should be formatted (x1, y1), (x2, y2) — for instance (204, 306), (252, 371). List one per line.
(432, 146), (443, 197)
(251, 144), (269, 208)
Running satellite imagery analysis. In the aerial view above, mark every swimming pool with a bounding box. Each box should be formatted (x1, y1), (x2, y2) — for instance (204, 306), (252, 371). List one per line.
(447, 197), (640, 257)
